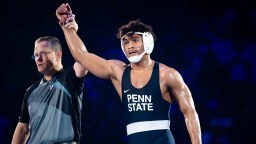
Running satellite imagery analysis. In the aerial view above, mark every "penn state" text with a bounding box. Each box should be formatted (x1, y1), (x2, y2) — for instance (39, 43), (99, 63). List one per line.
(127, 94), (153, 112)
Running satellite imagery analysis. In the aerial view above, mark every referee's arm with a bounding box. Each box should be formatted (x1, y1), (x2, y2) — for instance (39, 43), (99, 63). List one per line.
(12, 122), (30, 144)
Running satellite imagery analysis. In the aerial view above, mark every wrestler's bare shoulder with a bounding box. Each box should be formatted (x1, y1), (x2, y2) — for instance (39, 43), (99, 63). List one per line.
(158, 62), (183, 83)
(159, 63), (178, 74)
(108, 59), (128, 71)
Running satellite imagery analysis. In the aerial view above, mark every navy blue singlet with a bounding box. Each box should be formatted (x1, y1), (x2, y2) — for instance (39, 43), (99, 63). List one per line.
(122, 62), (175, 144)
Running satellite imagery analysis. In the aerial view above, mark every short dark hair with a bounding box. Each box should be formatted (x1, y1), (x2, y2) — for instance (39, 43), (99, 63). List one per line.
(117, 19), (156, 41)
(35, 36), (62, 52)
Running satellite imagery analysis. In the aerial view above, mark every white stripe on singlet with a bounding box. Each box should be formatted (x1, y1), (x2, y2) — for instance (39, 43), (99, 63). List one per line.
(126, 120), (170, 135)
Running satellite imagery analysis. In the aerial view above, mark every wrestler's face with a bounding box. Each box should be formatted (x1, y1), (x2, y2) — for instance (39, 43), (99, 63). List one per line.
(122, 34), (144, 58)
(33, 41), (58, 74)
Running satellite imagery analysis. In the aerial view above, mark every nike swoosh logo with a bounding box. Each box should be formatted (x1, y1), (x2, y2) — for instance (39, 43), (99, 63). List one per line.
(124, 89), (130, 93)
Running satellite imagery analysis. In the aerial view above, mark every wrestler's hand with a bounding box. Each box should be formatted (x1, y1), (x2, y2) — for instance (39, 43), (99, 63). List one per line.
(56, 3), (72, 27)
(64, 14), (79, 32)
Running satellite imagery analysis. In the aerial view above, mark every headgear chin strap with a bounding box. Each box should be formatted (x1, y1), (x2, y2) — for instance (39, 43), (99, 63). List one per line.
(121, 31), (154, 63)
(128, 51), (146, 63)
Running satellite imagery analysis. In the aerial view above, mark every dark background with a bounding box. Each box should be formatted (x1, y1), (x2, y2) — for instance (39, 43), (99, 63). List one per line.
(0, 0), (255, 143)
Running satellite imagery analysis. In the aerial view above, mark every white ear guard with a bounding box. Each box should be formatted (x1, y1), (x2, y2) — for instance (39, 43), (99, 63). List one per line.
(142, 32), (154, 54)
(121, 31), (154, 54)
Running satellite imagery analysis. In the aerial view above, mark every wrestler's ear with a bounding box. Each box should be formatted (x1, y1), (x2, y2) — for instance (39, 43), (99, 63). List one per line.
(142, 32), (154, 54)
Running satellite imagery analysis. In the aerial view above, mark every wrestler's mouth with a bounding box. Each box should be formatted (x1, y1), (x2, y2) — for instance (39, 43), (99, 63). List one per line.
(128, 50), (138, 56)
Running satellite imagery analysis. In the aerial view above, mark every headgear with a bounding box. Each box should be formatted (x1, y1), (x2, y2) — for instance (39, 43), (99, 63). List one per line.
(121, 31), (154, 63)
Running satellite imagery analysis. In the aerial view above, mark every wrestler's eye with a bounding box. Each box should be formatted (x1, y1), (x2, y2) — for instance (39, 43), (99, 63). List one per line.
(123, 41), (129, 45)
(132, 39), (139, 43)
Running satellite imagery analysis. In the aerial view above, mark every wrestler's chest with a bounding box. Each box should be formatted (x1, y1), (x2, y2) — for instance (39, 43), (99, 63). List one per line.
(130, 70), (152, 89)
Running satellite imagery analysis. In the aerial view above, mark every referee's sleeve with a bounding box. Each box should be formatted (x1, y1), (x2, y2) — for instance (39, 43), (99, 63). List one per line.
(19, 93), (30, 123)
